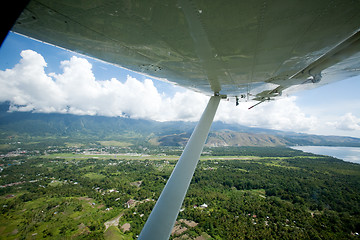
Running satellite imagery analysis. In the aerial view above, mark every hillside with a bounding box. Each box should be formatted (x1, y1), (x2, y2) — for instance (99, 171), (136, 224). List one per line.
(1, 102), (360, 147)
(206, 130), (289, 147)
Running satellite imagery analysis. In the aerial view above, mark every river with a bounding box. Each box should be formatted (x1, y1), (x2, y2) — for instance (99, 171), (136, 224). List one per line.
(291, 146), (360, 164)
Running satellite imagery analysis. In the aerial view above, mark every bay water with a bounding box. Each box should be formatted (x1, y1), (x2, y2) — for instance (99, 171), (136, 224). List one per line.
(291, 146), (360, 164)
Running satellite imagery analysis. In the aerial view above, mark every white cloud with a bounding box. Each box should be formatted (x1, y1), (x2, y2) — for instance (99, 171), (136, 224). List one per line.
(328, 113), (360, 131)
(216, 96), (318, 132)
(0, 50), (208, 122)
(0, 50), (320, 133)
(0, 50), (63, 112)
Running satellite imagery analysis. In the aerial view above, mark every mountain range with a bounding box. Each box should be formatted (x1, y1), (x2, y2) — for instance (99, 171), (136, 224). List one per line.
(1, 102), (360, 147)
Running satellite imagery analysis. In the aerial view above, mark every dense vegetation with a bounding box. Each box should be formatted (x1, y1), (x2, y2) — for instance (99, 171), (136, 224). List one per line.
(0, 146), (359, 239)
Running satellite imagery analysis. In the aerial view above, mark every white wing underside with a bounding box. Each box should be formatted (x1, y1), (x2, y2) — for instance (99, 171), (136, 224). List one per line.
(12, 0), (360, 102)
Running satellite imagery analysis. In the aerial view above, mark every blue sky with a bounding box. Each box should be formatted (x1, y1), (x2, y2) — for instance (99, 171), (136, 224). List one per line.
(1, 32), (360, 138)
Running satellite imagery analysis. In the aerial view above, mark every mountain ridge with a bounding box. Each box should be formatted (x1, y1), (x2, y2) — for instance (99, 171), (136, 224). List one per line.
(1, 102), (360, 147)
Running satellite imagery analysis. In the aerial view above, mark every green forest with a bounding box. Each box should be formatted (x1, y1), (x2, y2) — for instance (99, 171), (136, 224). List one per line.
(0, 147), (359, 239)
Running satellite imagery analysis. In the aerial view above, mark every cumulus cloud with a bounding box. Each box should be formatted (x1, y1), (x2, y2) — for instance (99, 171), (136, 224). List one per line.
(216, 97), (318, 132)
(0, 50), (318, 133)
(0, 50), (63, 112)
(0, 50), (207, 121)
(328, 113), (360, 131)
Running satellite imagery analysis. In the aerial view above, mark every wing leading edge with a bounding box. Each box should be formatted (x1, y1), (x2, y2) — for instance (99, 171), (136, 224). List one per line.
(11, 0), (360, 102)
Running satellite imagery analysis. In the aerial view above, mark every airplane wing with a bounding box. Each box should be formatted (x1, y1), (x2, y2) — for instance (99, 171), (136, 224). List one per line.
(11, 0), (360, 103)
(7, 1), (360, 239)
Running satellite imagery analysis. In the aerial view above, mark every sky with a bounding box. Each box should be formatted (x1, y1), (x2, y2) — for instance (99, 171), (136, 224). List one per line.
(0, 32), (360, 138)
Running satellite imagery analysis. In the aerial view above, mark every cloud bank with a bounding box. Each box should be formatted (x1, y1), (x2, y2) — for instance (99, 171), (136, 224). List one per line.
(0, 50), (208, 122)
(0, 50), (322, 133)
(328, 113), (360, 131)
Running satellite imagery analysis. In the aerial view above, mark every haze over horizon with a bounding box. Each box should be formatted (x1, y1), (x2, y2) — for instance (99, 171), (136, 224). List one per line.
(1, 32), (360, 138)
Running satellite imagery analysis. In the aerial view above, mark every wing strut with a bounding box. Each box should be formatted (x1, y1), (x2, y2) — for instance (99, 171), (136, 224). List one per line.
(138, 96), (221, 240)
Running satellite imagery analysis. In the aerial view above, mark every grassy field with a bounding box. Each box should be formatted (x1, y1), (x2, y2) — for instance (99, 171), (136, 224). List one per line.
(40, 152), (326, 162)
(39, 152), (180, 160)
(98, 141), (133, 147)
(40, 152), (272, 161)
(104, 226), (127, 240)
(83, 172), (106, 180)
